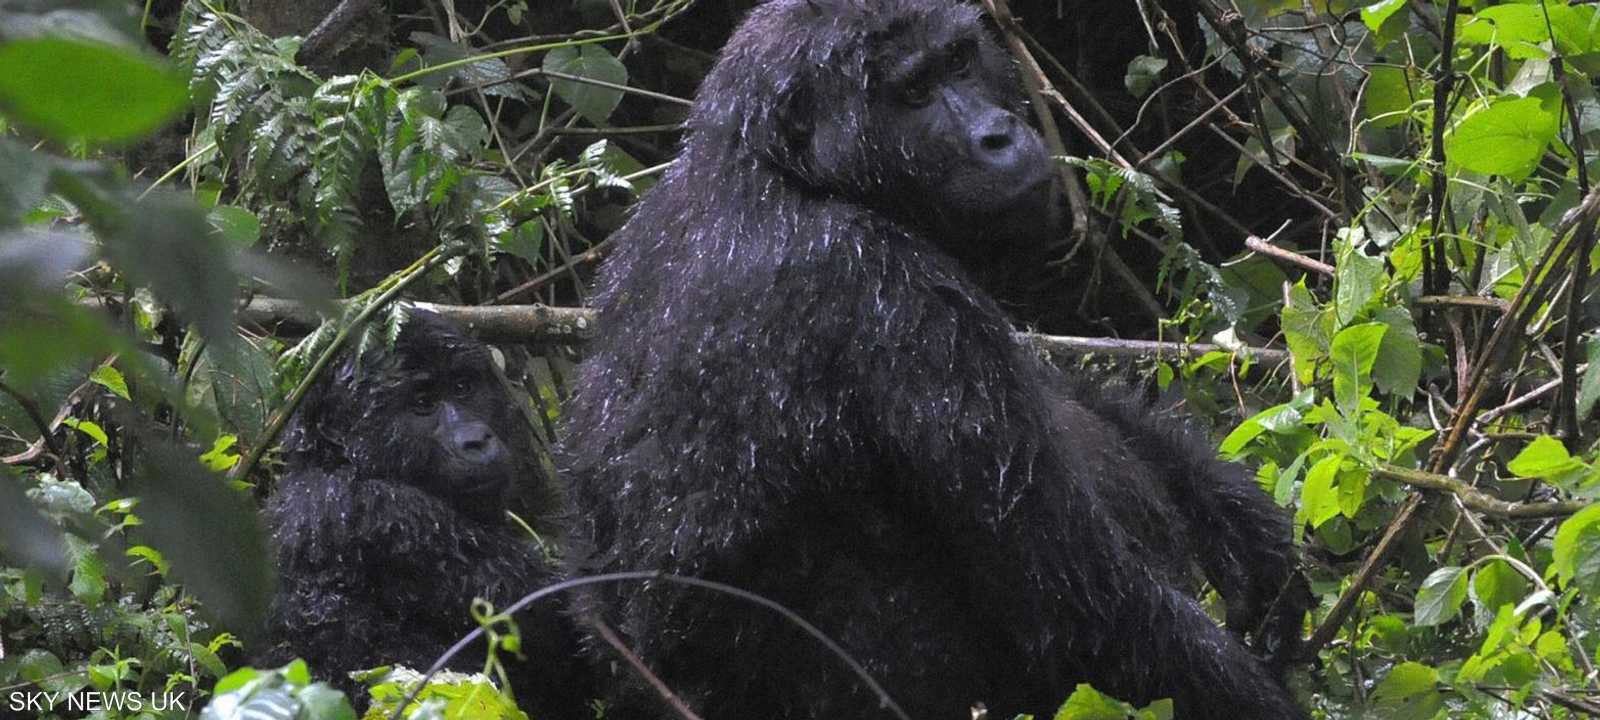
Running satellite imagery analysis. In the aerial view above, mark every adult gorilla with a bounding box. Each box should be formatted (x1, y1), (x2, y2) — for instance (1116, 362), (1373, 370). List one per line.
(260, 310), (587, 714)
(562, 1), (1305, 718)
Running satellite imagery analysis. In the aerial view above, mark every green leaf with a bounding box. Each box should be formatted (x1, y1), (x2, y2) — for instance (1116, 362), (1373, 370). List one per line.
(298, 683), (356, 720)
(1337, 464), (1370, 519)
(100, 194), (239, 345)
(543, 44), (628, 124)
(1458, 4), (1551, 59)
(493, 219), (546, 265)
(65, 534), (107, 604)
(1370, 660), (1444, 720)
(1447, 97), (1559, 179)
(1302, 454), (1344, 528)
(1414, 566), (1469, 627)
(62, 417), (108, 446)
(0, 38), (185, 144)
(1372, 306), (1421, 397)
(1333, 242), (1385, 327)
(1220, 392), (1311, 456)
(136, 441), (271, 641)
(1472, 559), (1529, 613)
(1506, 435), (1582, 479)
(90, 365), (130, 400)
(1578, 336), (1600, 420)
(199, 434), (240, 472)
(208, 205), (262, 248)
(0, 137), (53, 227)
(1547, 4), (1600, 55)
(18, 649), (83, 694)
(1124, 55), (1168, 98)
(1330, 322), (1387, 416)
(1371, 662), (1438, 704)
(1364, 65), (1412, 128)
(1280, 281), (1326, 386)
(1360, 0), (1407, 33)
(1554, 504), (1600, 594)
(1054, 684), (1135, 720)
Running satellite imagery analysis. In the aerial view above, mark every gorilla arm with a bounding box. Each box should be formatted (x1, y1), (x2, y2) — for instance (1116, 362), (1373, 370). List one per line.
(838, 227), (1304, 720)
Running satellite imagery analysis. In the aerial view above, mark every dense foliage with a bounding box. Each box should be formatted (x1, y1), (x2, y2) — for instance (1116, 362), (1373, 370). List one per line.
(5, 0), (1600, 718)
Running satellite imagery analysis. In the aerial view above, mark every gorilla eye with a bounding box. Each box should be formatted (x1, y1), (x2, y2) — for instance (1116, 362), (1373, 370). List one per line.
(948, 47), (973, 76)
(901, 82), (934, 108)
(411, 394), (438, 415)
(452, 377), (473, 397)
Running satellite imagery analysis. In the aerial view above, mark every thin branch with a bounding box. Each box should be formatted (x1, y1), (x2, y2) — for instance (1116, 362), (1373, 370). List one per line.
(0, 380), (66, 470)
(1027, 334), (1287, 365)
(1245, 235), (1334, 276)
(588, 617), (703, 720)
(228, 298), (1288, 364)
(1373, 465), (1588, 519)
(1415, 295), (1510, 311)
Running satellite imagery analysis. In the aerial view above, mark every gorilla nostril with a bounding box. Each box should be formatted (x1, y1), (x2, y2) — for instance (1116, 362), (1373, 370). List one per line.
(981, 132), (1014, 151)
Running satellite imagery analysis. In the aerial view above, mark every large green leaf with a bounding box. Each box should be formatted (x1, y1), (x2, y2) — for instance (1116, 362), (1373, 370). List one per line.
(1302, 454), (1345, 528)
(1472, 559), (1529, 614)
(1414, 566), (1469, 627)
(1330, 322), (1387, 416)
(1506, 435), (1582, 479)
(1554, 504), (1600, 595)
(1372, 306), (1422, 397)
(1364, 65), (1413, 128)
(1458, 4), (1554, 59)
(1447, 97), (1558, 179)
(543, 44), (628, 124)
(1333, 242), (1384, 327)
(0, 37), (185, 144)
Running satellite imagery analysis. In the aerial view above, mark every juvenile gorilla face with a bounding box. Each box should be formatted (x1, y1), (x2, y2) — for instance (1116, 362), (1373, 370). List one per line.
(283, 311), (531, 520)
(377, 352), (517, 502)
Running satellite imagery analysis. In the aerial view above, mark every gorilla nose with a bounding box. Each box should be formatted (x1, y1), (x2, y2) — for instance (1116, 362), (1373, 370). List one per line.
(972, 109), (1024, 165)
(452, 423), (501, 460)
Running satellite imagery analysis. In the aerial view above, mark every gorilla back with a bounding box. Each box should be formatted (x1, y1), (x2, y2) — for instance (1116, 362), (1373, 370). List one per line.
(562, 1), (1304, 718)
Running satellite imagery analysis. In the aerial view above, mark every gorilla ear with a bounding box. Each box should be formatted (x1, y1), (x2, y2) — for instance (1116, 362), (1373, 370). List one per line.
(778, 85), (814, 142)
(279, 367), (347, 459)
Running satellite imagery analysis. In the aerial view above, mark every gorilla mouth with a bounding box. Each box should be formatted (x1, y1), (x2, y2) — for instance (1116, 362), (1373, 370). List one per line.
(446, 466), (512, 498)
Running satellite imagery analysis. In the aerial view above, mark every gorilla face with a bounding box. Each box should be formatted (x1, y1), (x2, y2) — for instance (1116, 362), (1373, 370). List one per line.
(699, 0), (1062, 249)
(383, 358), (518, 506)
(282, 310), (532, 521)
(870, 30), (1055, 230)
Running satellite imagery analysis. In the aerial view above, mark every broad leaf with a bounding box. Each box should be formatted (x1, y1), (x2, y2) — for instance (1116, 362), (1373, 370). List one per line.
(0, 37), (185, 144)
(1330, 322), (1387, 416)
(1414, 566), (1469, 627)
(1447, 97), (1558, 179)
(544, 44), (627, 124)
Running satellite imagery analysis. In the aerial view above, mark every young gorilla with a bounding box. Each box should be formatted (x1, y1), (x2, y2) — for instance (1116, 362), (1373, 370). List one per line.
(562, 0), (1307, 718)
(260, 310), (586, 714)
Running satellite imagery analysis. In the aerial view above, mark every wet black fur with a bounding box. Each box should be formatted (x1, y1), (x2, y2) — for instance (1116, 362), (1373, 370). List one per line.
(561, 1), (1307, 718)
(260, 311), (587, 714)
